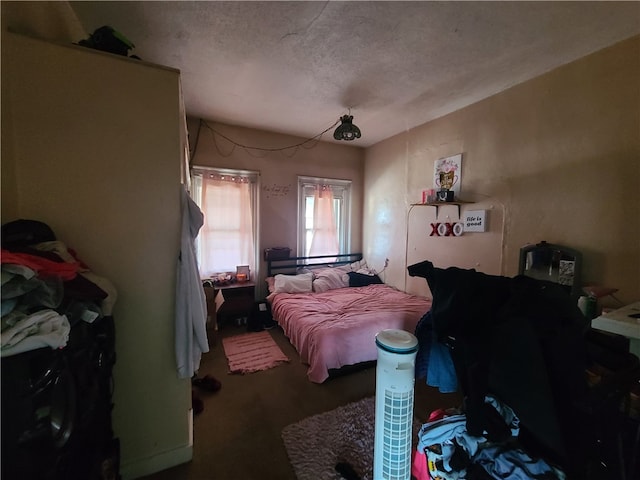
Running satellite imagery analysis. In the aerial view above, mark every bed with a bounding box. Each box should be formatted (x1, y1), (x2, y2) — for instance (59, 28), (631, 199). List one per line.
(266, 253), (432, 383)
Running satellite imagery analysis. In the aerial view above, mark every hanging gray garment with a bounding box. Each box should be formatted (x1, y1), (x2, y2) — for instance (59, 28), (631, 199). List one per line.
(175, 185), (209, 379)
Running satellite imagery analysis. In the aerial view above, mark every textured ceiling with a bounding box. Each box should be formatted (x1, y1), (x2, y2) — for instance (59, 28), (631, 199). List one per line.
(10, 2), (640, 147)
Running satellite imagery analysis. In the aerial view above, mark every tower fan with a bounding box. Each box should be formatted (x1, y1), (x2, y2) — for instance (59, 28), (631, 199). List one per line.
(373, 329), (419, 480)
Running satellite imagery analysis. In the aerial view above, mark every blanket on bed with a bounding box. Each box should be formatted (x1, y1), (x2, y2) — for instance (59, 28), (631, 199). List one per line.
(271, 284), (431, 382)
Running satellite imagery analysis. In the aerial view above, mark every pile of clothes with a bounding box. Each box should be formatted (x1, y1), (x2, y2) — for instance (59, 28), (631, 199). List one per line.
(412, 396), (567, 479)
(1, 219), (117, 357)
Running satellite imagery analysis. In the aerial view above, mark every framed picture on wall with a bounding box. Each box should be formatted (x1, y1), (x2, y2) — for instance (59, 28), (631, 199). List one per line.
(434, 154), (462, 197)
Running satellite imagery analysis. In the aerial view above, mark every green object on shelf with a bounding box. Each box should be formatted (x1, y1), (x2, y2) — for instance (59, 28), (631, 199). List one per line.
(78, 25), (136, 57)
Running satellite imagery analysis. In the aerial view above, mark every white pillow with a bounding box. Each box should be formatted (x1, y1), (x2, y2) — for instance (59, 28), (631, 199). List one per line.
(356, 267), (376, 275)
(351, 259), (377, 275)
(265, 276), (276, 294)
(274, 273), (313, 293)
(350, 259), (367, 271)
(312, 269), (349, 293)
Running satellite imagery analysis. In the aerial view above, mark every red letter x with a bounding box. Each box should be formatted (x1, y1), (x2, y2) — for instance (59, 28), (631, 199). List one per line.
(444, 223), (454, 236)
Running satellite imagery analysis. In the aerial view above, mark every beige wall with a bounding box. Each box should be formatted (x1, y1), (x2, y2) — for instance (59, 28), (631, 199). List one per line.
(2, 33), (191, 479)
(187, 119), (365, 296)
(364, 36), (640, 306)
(1, 56), (18, 220)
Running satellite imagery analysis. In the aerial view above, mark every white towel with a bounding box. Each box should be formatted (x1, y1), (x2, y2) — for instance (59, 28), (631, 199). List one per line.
(1, 309), (70, 357)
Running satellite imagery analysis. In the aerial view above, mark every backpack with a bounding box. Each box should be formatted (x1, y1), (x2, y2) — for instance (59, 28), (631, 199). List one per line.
(78, 26), (137, 58)
(1, 219), (56, 249)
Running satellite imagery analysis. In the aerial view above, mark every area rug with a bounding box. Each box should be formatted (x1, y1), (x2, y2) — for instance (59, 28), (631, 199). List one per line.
(282, 396), (420, 480)
(222, 330), (289, 374)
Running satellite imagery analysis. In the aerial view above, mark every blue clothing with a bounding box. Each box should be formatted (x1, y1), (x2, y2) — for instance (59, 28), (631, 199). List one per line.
(427, 339), (458, 393)
(474, 445), (566, 479)
(415, 310), (458, 393)
(416, 396), (564, 480)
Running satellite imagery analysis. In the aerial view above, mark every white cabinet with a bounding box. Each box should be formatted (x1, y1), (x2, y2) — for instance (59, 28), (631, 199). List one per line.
(2, 32), (191, 477)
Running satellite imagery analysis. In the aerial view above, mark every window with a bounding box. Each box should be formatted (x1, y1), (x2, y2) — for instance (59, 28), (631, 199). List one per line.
(298, 176), (351, 257)
(191, 167), (259, 279)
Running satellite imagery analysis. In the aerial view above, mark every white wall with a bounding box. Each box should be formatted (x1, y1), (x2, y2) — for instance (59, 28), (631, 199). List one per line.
(2, 33), (191, 478)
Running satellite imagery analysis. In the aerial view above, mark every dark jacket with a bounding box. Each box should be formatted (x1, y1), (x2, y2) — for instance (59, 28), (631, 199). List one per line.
(408, 260), (590, 472)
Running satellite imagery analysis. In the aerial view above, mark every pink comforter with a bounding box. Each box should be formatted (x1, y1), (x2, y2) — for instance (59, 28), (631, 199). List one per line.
(270, 284), (432, 383)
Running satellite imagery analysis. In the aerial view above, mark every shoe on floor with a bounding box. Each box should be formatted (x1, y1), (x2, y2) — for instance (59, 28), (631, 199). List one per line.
(192, 374), (222, 393)
(192, 389), (204, 415)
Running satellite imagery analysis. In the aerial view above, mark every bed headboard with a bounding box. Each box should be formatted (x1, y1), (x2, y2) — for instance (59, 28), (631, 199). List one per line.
(266, 253), (363, 277)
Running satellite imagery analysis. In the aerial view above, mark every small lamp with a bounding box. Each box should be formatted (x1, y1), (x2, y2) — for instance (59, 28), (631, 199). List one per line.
(333, 114), (361, 141)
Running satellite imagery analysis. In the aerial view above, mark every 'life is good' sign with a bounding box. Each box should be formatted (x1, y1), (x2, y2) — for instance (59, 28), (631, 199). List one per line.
(464, 210), (487, 232)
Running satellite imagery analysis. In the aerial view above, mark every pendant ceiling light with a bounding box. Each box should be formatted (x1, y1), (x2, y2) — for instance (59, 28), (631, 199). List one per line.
(333, 114), (362, 141)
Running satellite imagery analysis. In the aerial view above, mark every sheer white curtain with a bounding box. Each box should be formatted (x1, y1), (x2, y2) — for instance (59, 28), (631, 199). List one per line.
(308, 185), (339, 257)
(197, 175), (255, 278)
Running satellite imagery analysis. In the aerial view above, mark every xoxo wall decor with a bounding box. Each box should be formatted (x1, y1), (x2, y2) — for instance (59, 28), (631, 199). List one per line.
(430, 222), (464, 237)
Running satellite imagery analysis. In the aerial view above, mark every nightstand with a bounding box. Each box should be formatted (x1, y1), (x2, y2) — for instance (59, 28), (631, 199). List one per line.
(215, 281), (256, 327)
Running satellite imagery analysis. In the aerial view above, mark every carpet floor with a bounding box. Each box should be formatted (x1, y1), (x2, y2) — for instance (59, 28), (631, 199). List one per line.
(139, 325), (462, 480)
(282, 396), (421, 480)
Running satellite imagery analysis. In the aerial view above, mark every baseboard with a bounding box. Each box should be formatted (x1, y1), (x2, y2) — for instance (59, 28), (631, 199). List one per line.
(120, 443), (193, 480)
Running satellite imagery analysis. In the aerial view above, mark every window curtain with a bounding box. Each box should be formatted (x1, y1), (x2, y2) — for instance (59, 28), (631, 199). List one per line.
(308, 185), (339, 257)
(198, 175), (255, 278)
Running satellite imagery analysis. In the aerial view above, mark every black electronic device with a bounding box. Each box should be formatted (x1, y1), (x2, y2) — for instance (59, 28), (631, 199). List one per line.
(436, 190), (454, 202)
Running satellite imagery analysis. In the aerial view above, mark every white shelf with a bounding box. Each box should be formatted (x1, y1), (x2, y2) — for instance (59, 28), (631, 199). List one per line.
(410, 200), (474, 217)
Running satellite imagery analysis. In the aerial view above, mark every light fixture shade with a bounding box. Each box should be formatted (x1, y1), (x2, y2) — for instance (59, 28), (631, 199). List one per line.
(333, 114), (362, 141)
